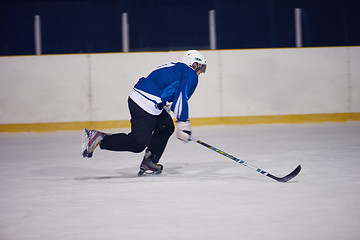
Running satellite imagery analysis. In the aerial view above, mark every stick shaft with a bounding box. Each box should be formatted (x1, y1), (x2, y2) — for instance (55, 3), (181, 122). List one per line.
(194, 139), (301, 182)
(196, 140), (269, 175)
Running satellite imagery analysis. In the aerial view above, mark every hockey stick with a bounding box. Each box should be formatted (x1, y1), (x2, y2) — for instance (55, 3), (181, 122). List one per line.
(192, 139), (301, 183)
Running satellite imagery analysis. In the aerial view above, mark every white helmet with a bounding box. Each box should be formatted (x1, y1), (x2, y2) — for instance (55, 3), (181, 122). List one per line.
(182, 50), (207, 73)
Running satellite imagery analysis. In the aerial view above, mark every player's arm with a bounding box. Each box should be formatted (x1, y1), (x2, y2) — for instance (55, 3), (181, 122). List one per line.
(171, 76), (198, 142)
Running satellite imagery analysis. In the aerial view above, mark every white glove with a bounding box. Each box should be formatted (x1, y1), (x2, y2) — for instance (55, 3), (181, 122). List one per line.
(176, 121), (191, 143)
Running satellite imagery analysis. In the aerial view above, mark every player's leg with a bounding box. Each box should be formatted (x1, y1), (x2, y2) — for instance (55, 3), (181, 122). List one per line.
(99, 97), (155, 153)
(138, 110), (174, 176)
(83, 97), (154, 157)
(147, 110), (175, 163)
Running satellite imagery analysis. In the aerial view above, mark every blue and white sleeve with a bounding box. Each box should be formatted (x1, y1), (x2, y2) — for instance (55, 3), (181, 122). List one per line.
(171, 77), (198, 122)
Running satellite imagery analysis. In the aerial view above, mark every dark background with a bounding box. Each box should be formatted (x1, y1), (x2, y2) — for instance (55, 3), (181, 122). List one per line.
(1, 0), (359, 55)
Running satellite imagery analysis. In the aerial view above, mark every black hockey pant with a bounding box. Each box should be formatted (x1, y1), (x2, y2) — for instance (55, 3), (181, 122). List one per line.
(100, 97), (175, 162)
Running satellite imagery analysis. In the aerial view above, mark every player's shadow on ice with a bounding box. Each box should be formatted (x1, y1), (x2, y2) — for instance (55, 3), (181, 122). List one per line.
(31, 166), (138, 180)
(73, 165), (184, 180)
(33, 165), (278, 182)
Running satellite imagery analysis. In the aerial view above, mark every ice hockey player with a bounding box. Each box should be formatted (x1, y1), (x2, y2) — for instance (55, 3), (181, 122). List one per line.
(82, 50), (207, 176)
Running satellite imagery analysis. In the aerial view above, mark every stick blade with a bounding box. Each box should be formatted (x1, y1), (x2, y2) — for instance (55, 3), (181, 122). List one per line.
(267, 165), (302, 183)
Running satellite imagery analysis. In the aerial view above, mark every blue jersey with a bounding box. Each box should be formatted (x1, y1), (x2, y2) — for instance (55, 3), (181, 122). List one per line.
(129, 62), (198, 121)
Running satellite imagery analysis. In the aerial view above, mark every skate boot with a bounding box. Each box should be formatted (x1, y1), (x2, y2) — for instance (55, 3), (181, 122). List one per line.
(138, 149), (163, 176)
(82, 128), (105, 158)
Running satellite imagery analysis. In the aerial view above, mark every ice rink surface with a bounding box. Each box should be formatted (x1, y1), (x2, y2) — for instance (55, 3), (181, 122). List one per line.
(1, 122), (359, 240)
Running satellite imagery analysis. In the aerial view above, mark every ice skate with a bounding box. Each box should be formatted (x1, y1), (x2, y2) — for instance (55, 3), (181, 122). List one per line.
(138, 150), (163, 176)
(82, 128), (105, 158)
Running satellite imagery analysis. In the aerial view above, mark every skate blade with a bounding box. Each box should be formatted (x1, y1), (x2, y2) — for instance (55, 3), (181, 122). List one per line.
(138, 169), (162, 177)
(81, 128), (90, 157)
